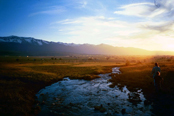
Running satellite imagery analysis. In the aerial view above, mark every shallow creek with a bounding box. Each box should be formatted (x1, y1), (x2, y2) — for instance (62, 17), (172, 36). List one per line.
(36, 67), (152, 116)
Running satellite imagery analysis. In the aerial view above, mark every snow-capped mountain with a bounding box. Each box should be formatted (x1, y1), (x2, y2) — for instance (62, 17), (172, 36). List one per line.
(0, 35), (49, 45)
(0, 35), (81, 46)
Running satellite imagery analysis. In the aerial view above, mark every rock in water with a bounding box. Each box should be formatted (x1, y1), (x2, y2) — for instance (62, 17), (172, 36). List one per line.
(94, 104), (106, 113)
(100, 107), (106, 113)
(94, 106), (101, 110)
(121, 109), (126, 114)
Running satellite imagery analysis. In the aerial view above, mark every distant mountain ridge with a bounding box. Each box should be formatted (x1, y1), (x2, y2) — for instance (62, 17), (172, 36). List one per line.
(0, 35), (79, 46)
(0, 36), (174, 56)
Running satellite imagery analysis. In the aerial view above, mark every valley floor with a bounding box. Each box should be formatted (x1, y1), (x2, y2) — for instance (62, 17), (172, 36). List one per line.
(0, 55), (174, 115)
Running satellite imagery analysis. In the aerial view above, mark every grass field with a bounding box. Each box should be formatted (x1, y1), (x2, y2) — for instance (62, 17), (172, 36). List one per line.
(0, 55), (174, 115)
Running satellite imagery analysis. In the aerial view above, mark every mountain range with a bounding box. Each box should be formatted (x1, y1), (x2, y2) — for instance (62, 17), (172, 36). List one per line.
(0, 36), (173, 56)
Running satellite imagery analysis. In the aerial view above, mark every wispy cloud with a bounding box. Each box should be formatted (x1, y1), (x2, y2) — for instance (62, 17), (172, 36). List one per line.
(140, 21), (174, 32)
(29, 6), (65, 17)
(114, 3), (155, 18)
(79, 1), (87, 8)
(114, 2), (168, 19)
(51, 19), (84, 25)
(114, 0), (174, 32)
(51, 16), (143, 44)
(115, 0), (174, 19)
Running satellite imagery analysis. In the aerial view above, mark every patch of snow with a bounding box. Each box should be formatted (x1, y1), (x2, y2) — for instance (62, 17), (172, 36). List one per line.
(56, 42), (81, 46)
(17, 39), (22, 43)
(0, 39), (5, 42)
(65, 43), (81, 46)
(0, 38), (22, 43)
(37, 41), (43, 45)
(25, 38), (32, 43)
(9, 39), (13, 42)
(43, 40), (49, 44)
(57, 42), (64, 44)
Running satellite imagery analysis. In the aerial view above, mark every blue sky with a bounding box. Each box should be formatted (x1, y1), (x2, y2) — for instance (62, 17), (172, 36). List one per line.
(1, 0), (174, 51)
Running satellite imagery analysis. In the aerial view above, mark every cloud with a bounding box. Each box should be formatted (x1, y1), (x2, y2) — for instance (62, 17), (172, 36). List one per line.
(51, 16), (144, 44)
(114, 0), (174, 32)
(141, 21), (174, 32)
(80, 1), (87, 8)
(29, 6), (65, 17)
(115, 0), (174, 19)
(52, 19), (84, 25)
(153, 0), (174, 18)
(114, 3), (155, 18)
(114, 3), (156, 18)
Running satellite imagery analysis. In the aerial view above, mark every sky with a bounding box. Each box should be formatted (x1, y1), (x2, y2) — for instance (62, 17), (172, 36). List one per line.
(1, 0), (174, 51)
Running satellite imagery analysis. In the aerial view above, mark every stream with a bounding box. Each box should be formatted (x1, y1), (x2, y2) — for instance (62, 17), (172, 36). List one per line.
(36, 67), (152, 116)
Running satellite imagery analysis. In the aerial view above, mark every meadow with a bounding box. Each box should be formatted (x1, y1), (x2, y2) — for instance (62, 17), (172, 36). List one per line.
(0, 55), (174, 115)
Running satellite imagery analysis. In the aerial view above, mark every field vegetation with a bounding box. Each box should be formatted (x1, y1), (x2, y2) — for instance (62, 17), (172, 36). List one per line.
(0, 55), (174, 115)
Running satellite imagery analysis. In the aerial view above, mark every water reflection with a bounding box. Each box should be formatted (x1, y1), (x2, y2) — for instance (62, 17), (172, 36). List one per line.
(36, 67), (152, 116)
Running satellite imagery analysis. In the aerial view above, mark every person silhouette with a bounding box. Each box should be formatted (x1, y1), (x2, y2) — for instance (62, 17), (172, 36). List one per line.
(154, 71), (163, 92)
(152, 63), (161, 86)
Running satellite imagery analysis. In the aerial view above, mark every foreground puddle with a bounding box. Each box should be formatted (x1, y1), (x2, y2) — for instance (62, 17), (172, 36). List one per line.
(36, 67), (152, 116)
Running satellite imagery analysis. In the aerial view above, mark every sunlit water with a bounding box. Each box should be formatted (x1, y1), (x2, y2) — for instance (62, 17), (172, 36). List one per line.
(36, 67), (152, 116)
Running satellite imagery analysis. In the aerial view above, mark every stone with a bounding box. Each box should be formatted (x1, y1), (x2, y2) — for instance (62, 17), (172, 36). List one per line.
(100, 107), (106, 113)
(115, 110), (119, 114)
(40, 93), (44, 96)
(94, 104), (106, 113)
(121, 109), (126, 114)
(94, 106), (101, 110)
